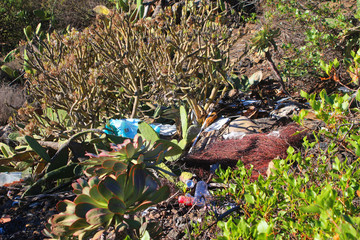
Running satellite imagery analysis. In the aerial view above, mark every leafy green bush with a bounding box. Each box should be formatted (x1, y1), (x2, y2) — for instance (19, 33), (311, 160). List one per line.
(196, 89), (360, 239)
(264, 0), (360, 90)
(214, 146), (360, 239)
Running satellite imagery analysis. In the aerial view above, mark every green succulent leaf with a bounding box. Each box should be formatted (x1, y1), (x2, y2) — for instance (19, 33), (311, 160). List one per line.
(102, 176), (123, 197)
(52, 214), (81, 227)
(69, 218), (90, 230)
(125, 143), (136, 158)
(155, 140), (183, 157)
(22, 163), (78, 196)
(102, 159), (116, 169)
(147, 185), (170, 203)
(74, 194), (99, 206)
(57, 200), (76, 213)
(180, 105), (188, 140)
(129, 164), (146, 197)
(128, 200), (154, 214)
(85, 208), (114, 225)
(25, 135), (51, 162)
(113, 162), (128, 172)
(75, 203), (97, 218)
(88, 176), (100, 187)
(47, 145), (69, 173)
(138, 122), (160, 145)
(89, 186), (108, 206)
(108, 197), (127, 214)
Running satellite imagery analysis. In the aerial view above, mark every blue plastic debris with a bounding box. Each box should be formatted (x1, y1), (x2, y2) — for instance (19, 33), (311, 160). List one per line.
(104, 119), (160, 139)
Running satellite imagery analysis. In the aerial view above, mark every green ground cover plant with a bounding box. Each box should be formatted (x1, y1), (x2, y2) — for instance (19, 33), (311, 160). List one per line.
(188, 86), (360, 239)
(264, 0), (360, 91)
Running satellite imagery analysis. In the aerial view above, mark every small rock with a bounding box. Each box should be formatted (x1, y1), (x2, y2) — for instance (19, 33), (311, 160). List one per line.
(270, 105), (299, 119)
(167, 229), (181, 239)
(266, 161), (276, 177)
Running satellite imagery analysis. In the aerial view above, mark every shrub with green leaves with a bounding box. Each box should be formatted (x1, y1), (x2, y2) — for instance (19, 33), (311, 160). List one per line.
(213, 143), (360, 239)
(189, 88), (360, 239)
(264, 0), (359, 90)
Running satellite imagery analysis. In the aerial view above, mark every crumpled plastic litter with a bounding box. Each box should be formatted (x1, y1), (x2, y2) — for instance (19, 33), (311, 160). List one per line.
(104, 119), (160, 138)
(0, 172), (22, 186)
(204, 117), (230, 132)
(222, 131), (246, 140)
(150, 123), (177, 136)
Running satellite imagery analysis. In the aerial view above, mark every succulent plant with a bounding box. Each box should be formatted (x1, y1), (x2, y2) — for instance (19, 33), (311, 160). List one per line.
(43, 163), (170, 239)
(18, 2), (238, 139)
(82, 135), (172, 178)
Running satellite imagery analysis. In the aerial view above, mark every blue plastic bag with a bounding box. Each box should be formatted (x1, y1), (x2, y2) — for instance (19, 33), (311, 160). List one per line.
(104, 119), (160, 139)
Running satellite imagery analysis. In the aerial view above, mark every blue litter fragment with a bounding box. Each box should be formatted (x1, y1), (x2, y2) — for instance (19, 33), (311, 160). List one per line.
(104, 119), (160, 139)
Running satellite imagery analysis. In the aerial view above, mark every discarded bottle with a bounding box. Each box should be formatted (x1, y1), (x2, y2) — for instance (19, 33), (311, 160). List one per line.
(185, 180), (195, 189)
(178, 195), (194, 206)
(194, 181), (210, 207)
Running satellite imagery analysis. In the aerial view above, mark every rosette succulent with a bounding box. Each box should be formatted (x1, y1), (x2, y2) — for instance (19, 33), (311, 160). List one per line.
(83, 135), (171, 178)
(43, 163), (170, 239)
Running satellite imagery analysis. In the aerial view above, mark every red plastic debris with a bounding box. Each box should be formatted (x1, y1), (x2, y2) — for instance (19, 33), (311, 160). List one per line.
(178, 195), (194, 206)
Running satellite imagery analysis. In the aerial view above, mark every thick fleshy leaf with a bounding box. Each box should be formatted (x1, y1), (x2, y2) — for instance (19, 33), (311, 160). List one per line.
(25, 135), (51, 162)
(57, 200), (76, 213)
(74, 194), (99, 205)
(124, 218), (141, 229)
(92, 230), (106, 240)
(72, 178), (88, 192)
(154, 151), (165, 165)
(89, 186), (107, 206)
(147, 186), (170, 203)
(69, 218), (90, 230)
(113, 162), (128, 172)
(125, 165), (145, 204)
(142, 143), (164, 160)
(85, 208), (113, 225)
(108, 196), (127, 214)
(98, 181), (114, 201)
(94, 167), (109, 177)
(126, 143), (136, 158)
(51, 223), (71, 237)
(52, 214), (81, 226)
(155, 140), (183, 157)
(130, 164), (146, 194)
(102, 159), (116, 169)
(75, 203), (97, 218)
(82, 186), (90, 195)
(102, 176), (123, 196)
(88, 176), (100, 187)
(128, 200), (154, 214)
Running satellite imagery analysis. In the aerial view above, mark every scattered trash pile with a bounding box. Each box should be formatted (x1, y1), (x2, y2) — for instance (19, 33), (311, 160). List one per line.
(186, 123), (308, 179)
